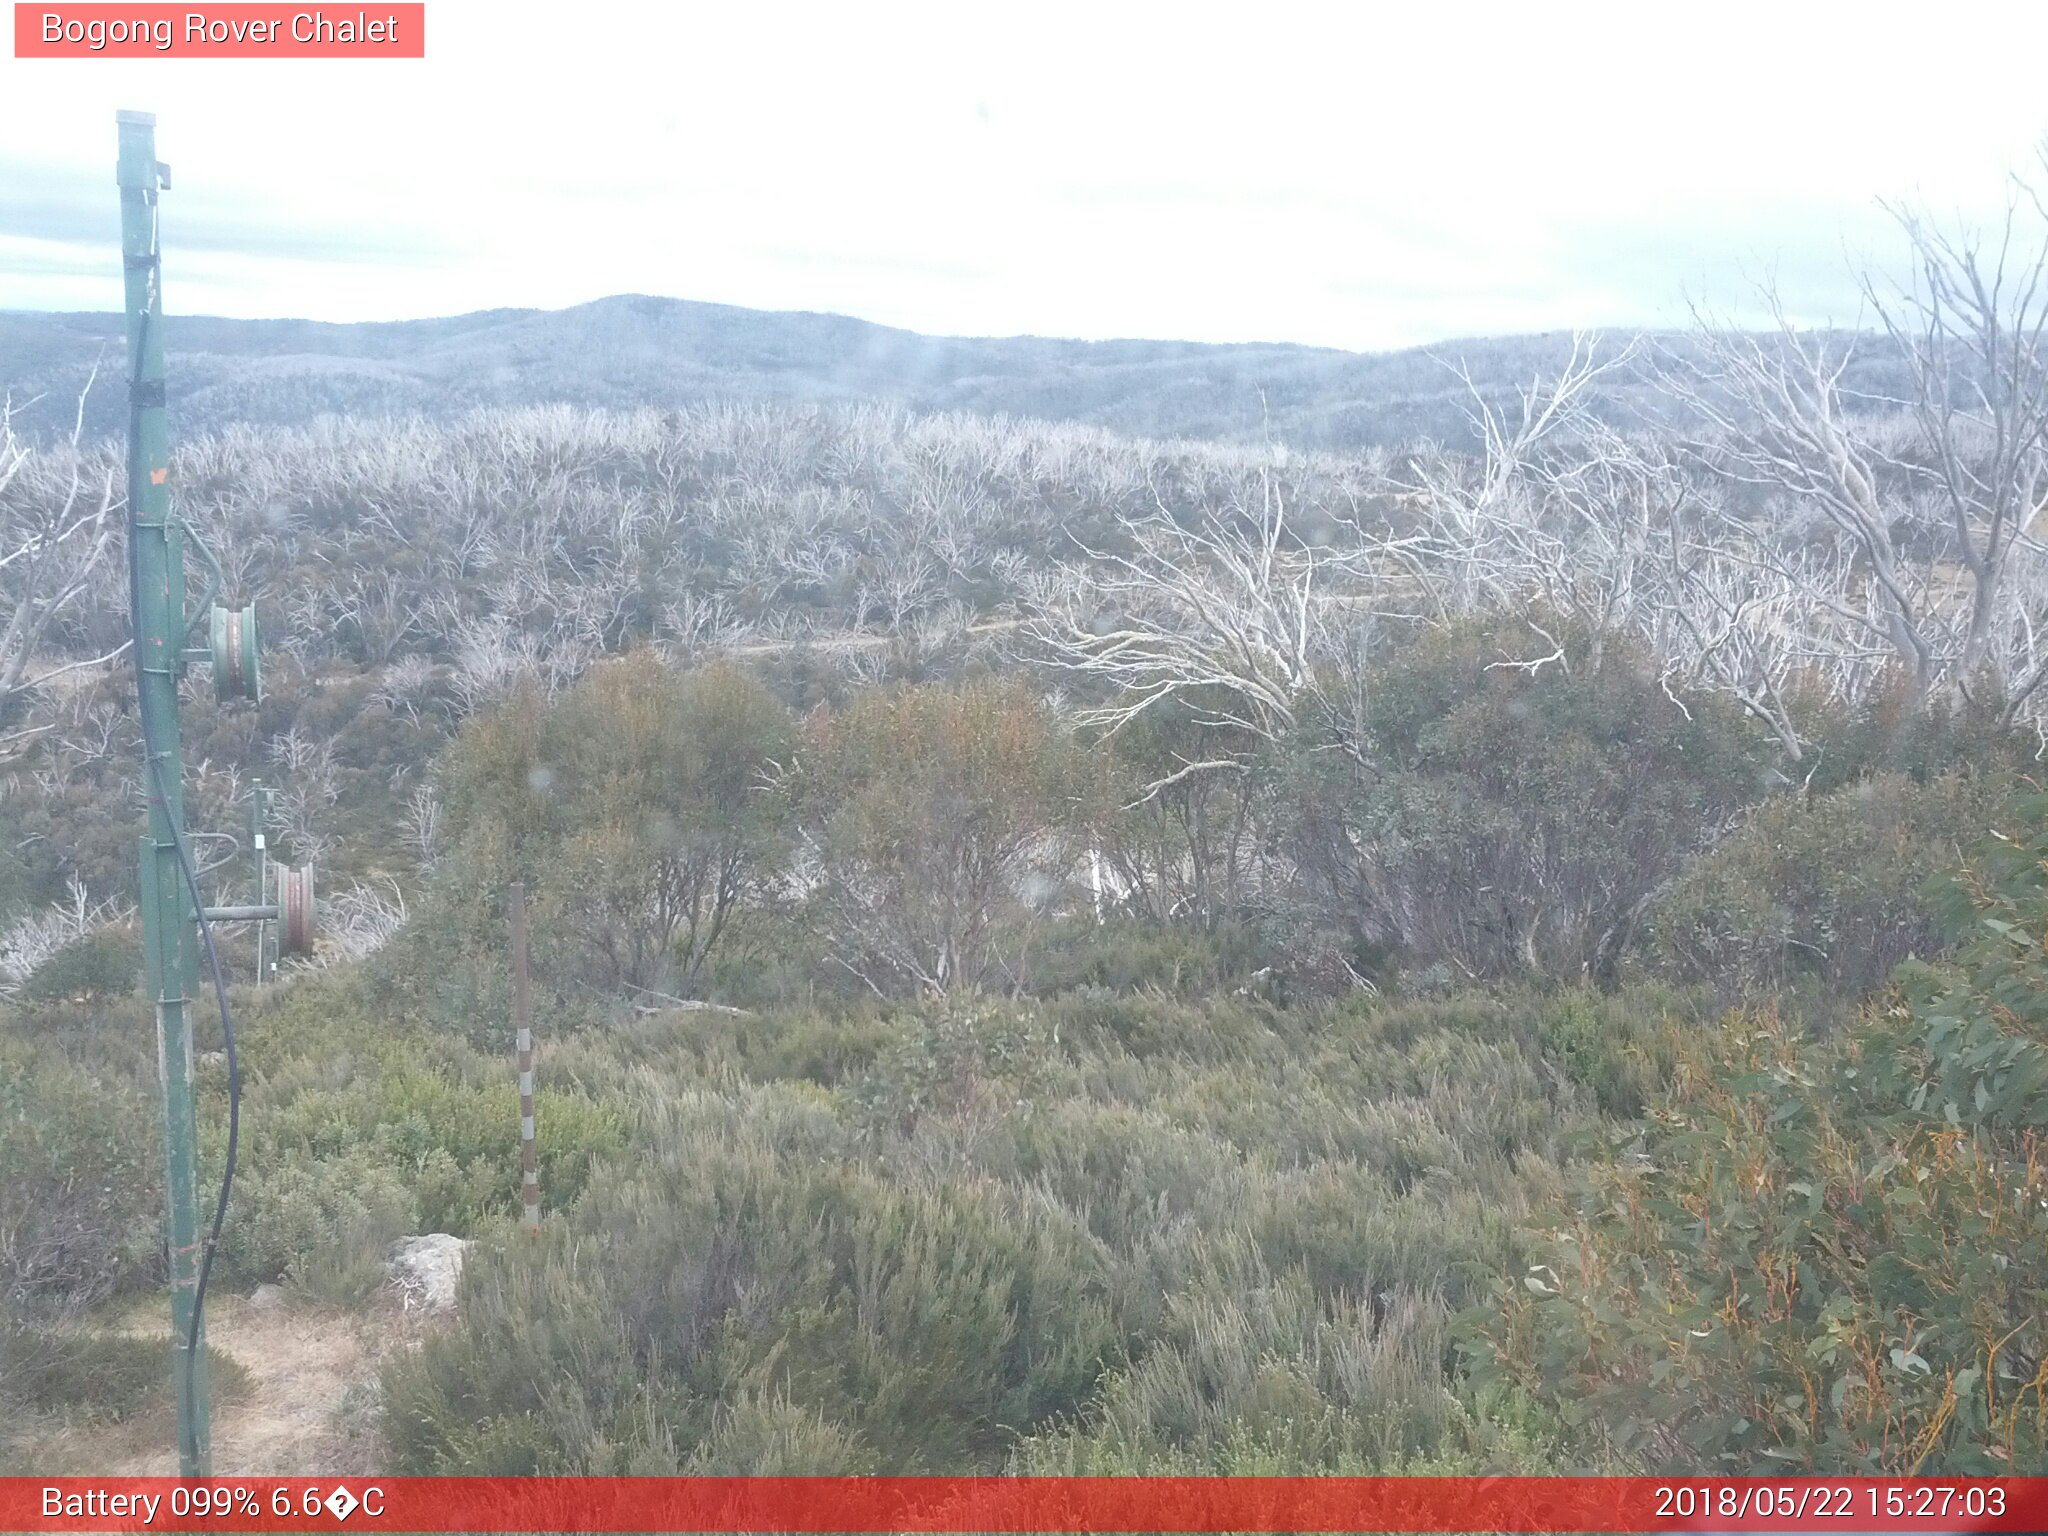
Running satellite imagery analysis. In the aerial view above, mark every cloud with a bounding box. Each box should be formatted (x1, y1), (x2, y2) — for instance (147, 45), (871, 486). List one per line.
(1, 3), (2044, 345)
(0, 237), (111, 281)
(0, 159), (467, 266)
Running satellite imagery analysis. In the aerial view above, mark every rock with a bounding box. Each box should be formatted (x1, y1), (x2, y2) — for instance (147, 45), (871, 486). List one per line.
(386, 1233), (469, 1316)
(248, 1282), (287, 1311)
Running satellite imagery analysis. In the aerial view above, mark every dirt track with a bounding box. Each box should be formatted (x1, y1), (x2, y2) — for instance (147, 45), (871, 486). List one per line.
(36, 1293), (389, 1475)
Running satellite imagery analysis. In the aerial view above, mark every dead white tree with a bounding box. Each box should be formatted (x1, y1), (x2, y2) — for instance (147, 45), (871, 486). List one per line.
(305, 876), (409, 965)
(1397, 332), (1641, 630)
(656, 591), (750, 659)
(1869, 187), (2048, 718)
(0, 874), (128, 998)
(332, 568), (426, 665)
(1024, 464), (1370, 787)
(54, 698), (128, 777)
(1650, 493), (1871, 761)
(401, 782), (443, 870)
(446, 613), (542, 715)
(1672, 305), (1943, 710)
(0, 379), (127, 757)
(1672, 174), (2048, 733)
(370, 653), (442, 726)
(1020, 338), (1643, 799)
(270, 780), (333, 872)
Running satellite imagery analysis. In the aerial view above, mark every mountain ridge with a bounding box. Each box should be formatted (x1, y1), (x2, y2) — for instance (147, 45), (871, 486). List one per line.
(0, 293), (1631, 449)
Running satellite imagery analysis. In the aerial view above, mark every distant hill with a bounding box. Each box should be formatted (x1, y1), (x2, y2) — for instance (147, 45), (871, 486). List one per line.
(1, 294), (1917, 451)
(0, 295), (1684, 450)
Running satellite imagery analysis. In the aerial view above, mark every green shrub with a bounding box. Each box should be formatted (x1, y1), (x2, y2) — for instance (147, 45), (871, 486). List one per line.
(430, 656), (796, 1000)
(232, 967), (386, 1062)
(850, 997), (1061, 1135)
(544, 1000), (900, 1096)
(0, 1038), (159, 1314)
(1085, 700), (1273, 932)
(1473, 797), (2048, 1472)
(224, 1027), (628, 1239)
(682, 1392), (876, 1474)
(1535, 983), (1695, 1119)
(1798, 683), (2027, 792)
(793, 679), (1091, 996)
(1643, 770), (2011, 999)
(981, 1095), (1249, 1255)
(0, 1323), (247, 1426)
(0, 841), (34, 929)
(1022, 915), (1272, 996)
(1252, 1162), (1538, 1307)
(1282, 615), (1771, 982)
(384, 1080), (1122, 1473)
(217, 1150), (418, 1302)
(1012, 1250), (1566, 1475)
(1038, 987), (1293, 1066)
(20, 932), (137, 1004)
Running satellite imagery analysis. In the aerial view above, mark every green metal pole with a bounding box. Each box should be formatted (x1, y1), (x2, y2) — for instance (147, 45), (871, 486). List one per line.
(117, 107), (211, 1478)
(251, 784), (271, 985)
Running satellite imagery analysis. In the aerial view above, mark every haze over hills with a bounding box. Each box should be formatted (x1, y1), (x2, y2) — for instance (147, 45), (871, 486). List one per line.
(0, 294), (1682, 449)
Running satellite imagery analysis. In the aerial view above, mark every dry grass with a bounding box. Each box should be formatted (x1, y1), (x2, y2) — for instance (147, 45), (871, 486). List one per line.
(27, 1291), (407, 1475)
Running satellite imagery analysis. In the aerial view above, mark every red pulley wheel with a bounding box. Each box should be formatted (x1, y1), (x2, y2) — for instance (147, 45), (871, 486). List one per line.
(278, 863), (315, 956)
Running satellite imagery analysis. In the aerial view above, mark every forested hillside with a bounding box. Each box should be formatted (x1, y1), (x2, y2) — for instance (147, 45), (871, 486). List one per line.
(6, 236), (2048, 1476)
(0, 295), (1909, 452)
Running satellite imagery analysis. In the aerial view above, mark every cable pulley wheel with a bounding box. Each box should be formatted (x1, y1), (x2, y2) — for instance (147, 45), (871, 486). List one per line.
(277, 863), (315, 956)
(209, 603), (262, 703)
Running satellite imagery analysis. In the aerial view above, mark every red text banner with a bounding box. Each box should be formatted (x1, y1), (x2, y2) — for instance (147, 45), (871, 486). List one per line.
(6, 1477), (2048, 1533)
(13, 4), (424, 57)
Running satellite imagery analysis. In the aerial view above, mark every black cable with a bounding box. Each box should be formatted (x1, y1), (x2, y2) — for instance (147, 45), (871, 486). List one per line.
(125, 203), (240, 1442)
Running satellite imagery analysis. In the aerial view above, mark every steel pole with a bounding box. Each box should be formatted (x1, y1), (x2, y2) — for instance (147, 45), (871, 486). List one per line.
(251, 783), (270, 984)
(117, 107), (211, 1477)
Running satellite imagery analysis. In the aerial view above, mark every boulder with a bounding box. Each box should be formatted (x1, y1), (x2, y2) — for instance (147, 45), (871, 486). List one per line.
(387, 1232), (469, 1316)
(247, 1281), (287, 1311)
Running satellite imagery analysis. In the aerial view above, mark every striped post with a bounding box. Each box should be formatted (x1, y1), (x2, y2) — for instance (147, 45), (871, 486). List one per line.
(512, 881), (539, 1235)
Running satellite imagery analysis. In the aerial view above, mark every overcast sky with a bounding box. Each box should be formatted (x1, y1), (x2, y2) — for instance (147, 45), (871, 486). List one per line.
(4, 1), (2048, 352)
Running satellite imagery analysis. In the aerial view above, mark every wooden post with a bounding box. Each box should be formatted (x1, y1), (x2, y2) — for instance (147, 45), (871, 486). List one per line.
(512, 881), (539, 1234)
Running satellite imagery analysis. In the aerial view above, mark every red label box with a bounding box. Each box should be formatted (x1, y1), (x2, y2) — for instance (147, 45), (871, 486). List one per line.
(6, 1477), (2048, 1534)
(13, 3), (425, 56)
